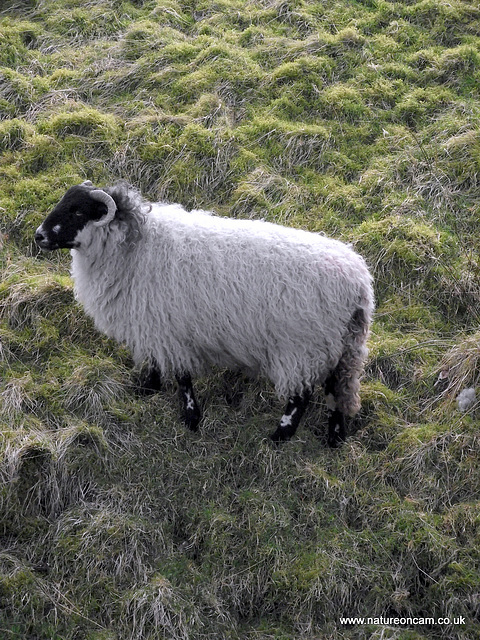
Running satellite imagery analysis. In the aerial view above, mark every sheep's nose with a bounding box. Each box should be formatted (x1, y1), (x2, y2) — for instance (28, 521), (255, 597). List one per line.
(35, 227), (50, 249)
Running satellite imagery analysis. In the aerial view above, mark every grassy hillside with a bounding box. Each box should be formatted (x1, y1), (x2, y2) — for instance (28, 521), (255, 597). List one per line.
(1, 0), (480, 638)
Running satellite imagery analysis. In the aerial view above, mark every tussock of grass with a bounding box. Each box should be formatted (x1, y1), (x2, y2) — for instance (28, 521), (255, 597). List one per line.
(437, 332), (480, 408)
(1, 0), (480, 638)
(61, 357), (130, 421)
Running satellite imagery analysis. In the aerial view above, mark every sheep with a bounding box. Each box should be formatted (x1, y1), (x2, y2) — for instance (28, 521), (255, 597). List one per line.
(35, 180), (374, 447)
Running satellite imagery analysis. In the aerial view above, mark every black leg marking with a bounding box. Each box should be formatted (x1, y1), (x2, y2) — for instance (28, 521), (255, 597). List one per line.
(270, 389), (311, 443)
(176, 373), (201, 432)
(324, 373), (346, 448)
(137, 364), (162, 395)
(327, 409), (346, 448)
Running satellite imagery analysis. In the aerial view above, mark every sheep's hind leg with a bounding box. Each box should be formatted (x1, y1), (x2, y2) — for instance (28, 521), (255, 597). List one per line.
(324, 373), (346, 448)
(176, 373), (202, 432)
(270, 389), (312, 442)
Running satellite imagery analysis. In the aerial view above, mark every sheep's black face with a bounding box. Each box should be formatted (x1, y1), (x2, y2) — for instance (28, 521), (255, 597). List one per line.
(35, 185), (107, 250)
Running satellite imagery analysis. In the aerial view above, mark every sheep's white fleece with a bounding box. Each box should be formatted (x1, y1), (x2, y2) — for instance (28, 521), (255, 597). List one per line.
(71, 192), (374, 411)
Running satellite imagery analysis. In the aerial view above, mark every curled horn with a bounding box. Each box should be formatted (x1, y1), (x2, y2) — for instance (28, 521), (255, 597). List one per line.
(89, 189), (117, 227)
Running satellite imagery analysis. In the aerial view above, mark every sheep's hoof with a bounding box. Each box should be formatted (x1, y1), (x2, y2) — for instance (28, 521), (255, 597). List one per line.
(185, 410), (201, 432)
(327, 434), (345, 448)
(269, 427), (292, 443)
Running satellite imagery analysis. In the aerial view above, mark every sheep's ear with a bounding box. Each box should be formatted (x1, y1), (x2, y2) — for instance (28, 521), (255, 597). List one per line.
(81, 180), (93, 187)
(90, 190), (117, 226)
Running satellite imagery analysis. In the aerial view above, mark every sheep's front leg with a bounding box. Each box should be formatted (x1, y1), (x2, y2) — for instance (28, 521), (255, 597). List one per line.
(270, 389), (312, 442)
(176, 373), (202, 432)
(137, 363), (162, 395)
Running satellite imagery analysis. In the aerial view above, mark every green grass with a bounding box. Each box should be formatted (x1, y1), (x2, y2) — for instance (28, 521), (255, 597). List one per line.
(1, 0), (480, 638)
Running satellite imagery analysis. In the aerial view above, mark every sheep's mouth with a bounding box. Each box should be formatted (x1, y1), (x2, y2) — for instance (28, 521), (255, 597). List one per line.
(34, 231), (79, 251)
(36, 241), (80, 250)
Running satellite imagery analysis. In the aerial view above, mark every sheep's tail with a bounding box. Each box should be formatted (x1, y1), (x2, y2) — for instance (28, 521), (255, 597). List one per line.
(331, 300), (372, 417)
